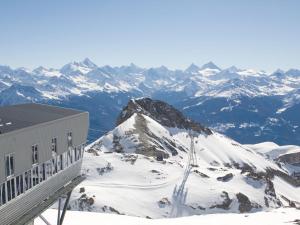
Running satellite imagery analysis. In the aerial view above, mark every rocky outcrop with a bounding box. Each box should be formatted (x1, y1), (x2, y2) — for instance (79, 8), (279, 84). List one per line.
(236, 193), (261, 213)
(116, 98), (212, 135)
(277, 152), (300, 165)
(217, 173), (233, 182)
(210, 191), (232, 210)
(133, 113), (174, 158)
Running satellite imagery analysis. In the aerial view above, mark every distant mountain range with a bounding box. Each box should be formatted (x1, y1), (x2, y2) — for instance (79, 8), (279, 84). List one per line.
(0, 58), (299, 145)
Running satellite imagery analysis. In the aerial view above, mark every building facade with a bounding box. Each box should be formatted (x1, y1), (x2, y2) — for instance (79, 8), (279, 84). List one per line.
(0, 103), (89, 225)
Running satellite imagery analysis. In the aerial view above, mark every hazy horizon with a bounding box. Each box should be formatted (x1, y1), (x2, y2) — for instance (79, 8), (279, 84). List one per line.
(0, 0), (299, 71)
(1, 58), (297, 74)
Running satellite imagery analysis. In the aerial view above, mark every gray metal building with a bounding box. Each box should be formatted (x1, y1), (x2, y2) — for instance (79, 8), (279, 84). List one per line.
(0, 103), (89, 225)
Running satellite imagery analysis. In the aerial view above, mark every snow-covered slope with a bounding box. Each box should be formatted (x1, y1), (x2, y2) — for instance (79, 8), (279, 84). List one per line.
(68, 98), (300, 218)
(35, 208), (300, 225)
(246, 142), (300, 176)
(246, 142), (300, 160)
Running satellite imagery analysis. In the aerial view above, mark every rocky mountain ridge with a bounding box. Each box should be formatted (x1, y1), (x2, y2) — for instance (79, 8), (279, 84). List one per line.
(116, 98), (212, 135)
(69, 98), (300, 218)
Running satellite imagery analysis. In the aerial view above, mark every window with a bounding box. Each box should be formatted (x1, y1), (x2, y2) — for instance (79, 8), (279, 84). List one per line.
(5, 153), (14, 178)
(32, 166), (39, 186)
(0, 183), (6, 206)
(57, 155), (63, 171)
(6, 178), (15, 201)
(67, 132), (73, 148)
(39, 164), (46, 182)
(16, 175), (24, 196)
(52, 157), (57, 175)
(51, 137), (57, 154)
(45, 161), (52, 178)
(24, 170), (32, 191)
(32, 144), (38, 165)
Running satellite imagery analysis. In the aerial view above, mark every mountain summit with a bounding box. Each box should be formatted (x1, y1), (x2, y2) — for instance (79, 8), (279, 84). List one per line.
(116, 98), (212, 134)
(74, 98), (300, 217)
(81, 57), (98, 69)
(184, 63), (200, 73)
(201, 61), (221, 70)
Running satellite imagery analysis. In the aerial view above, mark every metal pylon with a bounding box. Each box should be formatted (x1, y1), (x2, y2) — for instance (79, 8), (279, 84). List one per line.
(189, 130), (198, 167)
(38, 191), (72, 225)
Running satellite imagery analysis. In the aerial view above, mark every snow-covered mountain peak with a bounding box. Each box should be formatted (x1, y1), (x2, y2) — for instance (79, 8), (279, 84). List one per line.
(95, 104), (275, 171)
(116, 98), (212, 134)
(81, 57), (98, 69)
(76, 98), (300, 217)
(237, 68), (267, 77)
(184, 63), (200, 74)
(60, 58), (97, 75)
(33, 66), (47, 73)
(274, 69), (285, 74)
(125, 63), (141, 71)
(225, 66), (239, 73)
(32, 66), (62, 78)
(271, 69), (286, 78)
(286, 69), (300, 77)
(201, 61), (221, 70)
(16, 67), (32, 73)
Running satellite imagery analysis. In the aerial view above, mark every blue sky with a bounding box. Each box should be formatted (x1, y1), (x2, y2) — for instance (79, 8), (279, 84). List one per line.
(0, 0), (299, 71)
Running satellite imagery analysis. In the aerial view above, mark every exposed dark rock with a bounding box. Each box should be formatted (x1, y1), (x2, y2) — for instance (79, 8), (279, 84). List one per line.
(291, 219), (300, 225)
(133, 113), (171, 159)
(240, 164), (271, 181)
(116, 98), (212, 135)
(102, 206), (123, 215)
(193, 170), (209, 178)
(236, 192), (261, 213)
(210, 160), (220, 166)
(265, 180), (276, 197)
(112, 135), (123, 153)
(280, 195), (297, 208)
(150, 169), (161, 174)
(190, 204), (206, 210)
(267, 168), (300, 187)
(86, 148), (99, 156)
(75, 193), (96, 211)
(88, 197), (95, 205)
(109, 206), (121, 214)
(236, 193), (252, 213)
(121, 154), (138, 165)
(96, 163), (113, 175)
(264, 197), (269, 207)
(198, 206), (206, 210)
(158, 197), (171, 208)
(79, 187), (85, 193)
(277, 152), (300, 165)
(210, 191), (232, 210)
(217, 173), (233, 182)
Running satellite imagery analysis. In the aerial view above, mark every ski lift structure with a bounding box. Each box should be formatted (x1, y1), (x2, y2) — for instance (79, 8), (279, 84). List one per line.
(189, 130), (198, 168)
(0, 103), (89, 225)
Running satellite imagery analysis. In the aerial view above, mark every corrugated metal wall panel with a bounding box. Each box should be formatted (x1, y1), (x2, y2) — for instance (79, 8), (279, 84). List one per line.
(0, 112), (88, 184)
(0, 160), (82, 225)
